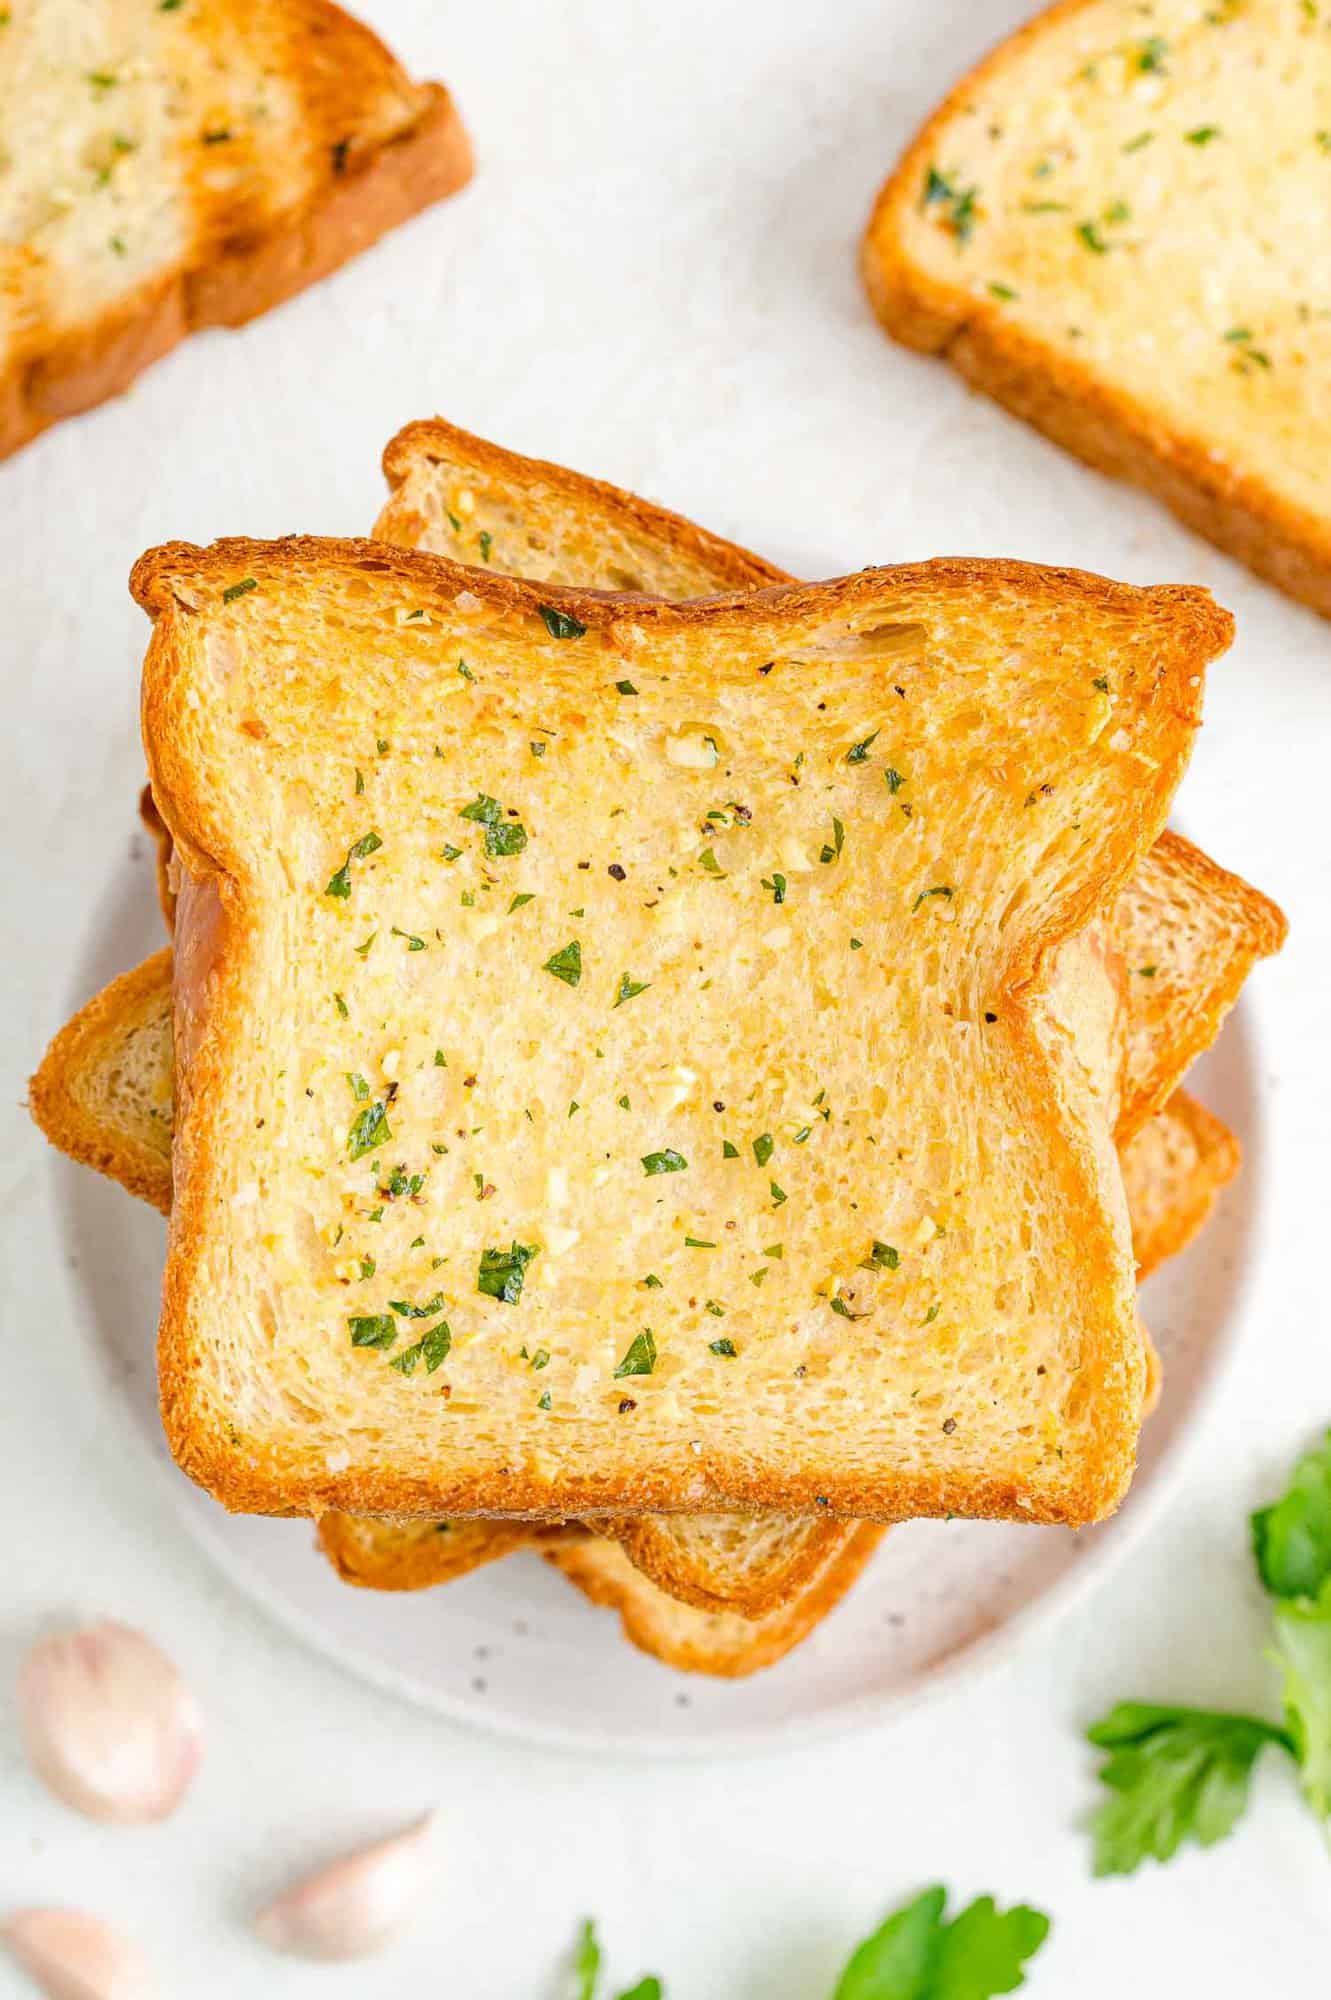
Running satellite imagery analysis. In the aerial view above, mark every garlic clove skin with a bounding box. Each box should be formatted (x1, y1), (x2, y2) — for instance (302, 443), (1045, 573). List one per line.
(2, 1908), (154, 2000)
(17, 1621), (202, 1824)
(254, 1812), (437, 1961)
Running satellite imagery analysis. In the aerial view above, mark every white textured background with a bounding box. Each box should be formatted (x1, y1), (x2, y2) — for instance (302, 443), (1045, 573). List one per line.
(3, 1), (1329, 1991)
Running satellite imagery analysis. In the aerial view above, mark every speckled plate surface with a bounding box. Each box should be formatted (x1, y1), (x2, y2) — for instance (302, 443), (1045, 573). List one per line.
(59, 809), (1264, 1758)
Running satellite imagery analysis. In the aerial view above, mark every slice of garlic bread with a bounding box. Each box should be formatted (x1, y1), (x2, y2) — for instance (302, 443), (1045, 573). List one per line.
(1121, 1089), (1241, 1282)
(133, 534), (1223, 1526)
(0, 1), (471, 459)
(863, 0), (1331, 615)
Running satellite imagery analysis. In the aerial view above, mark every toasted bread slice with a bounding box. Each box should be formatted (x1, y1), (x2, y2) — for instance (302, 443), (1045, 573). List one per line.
(0, 3), (471, 460)
(316, 1511), (562, 1590)
(1120, 1089), (1241, 1283)
(310, 1515), (884, 1677)
(133, 530), (1224, 1526)
(1111, 832), (1285, 1140)
(545, 1524), (886, 1677)
(862, 0), (1331, 617)
(29, 949), (175, 1211)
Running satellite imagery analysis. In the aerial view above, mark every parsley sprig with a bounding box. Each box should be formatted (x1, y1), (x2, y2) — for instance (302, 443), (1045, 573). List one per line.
(564, 1887), (1049, 1999)
(1087, 1427), (1331, 1873)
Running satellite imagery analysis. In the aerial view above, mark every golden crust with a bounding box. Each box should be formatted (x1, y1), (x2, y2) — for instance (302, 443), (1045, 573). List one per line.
(316, 1511), (561, 1590)
(135, 533), (1222, 1527)
(28, 950), (174, 1215)
(545, 1525), (886, 1677)
(1112, 832), (1286, 1142)
(1, 56), (471, 463)
(609, 1513), (851, 1620)
(1122, 1091), (1242, 1283)
(379, 418), (787, 593)
(860, 0), (1331, 620)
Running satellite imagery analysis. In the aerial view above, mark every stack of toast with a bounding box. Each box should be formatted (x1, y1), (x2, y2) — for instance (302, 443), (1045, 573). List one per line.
(31, 418), (1285, 1677)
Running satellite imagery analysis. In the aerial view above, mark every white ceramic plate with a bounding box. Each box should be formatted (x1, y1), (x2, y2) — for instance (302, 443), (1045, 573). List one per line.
(56, 816), (1264, 1758)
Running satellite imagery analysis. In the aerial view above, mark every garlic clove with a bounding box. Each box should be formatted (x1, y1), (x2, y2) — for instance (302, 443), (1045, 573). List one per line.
(254, 1812), (437, 1961)
(17, 1621), (202, 1824)
(2, 1908), (153, 2000)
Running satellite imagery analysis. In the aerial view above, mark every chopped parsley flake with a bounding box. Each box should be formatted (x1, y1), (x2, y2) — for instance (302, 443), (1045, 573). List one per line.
(478, 531), (493, 562)
(333, 992), (349, 1018)
(325, 830), (382, 899)
(753, 1133), (774, 1166)
(615, 679), (639, 696)
(846, 730), (879, 764)
(884, 767), (904, 793)
(391, 926), (425, 951)
(698, 847), (725, 876)
(347, 1101), (391, 1159)
(1186, 125), (1221, 144)
(460, 794), (527, 857)
(539, 605), (587, 640)
(770, 1181), (787, 1206)
(614, 971), (650, 1006)
(348, 1314), (396, 1349)
(722, 1140), (740, 1159)
(684, 1236), (716, 1249)
(614, 1329), (657, 1378)
(761, 872), (787, 904)
(391, 1322), (452, 1374)
(1077, 220), (1110, 254)
(346, 1072), (370, 1100)
(913, 884), (955, 913)
(477, 1241), (539, 1304)
(387, 1292), (446, 1320)
(642, 1273), (663, 1288)
(865, 1240), (901, 1271)
(222, 577), (257, 604)
(820, 817), (845, 865)
(509, 893), (535, 914)
(709, 1338), (737, 1357)
(544, 940), (583, 987)
(642, 1149), (687, 1175)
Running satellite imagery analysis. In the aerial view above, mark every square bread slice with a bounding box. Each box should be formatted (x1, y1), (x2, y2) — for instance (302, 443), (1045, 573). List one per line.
(0, 1), (471, 459)
(134, 534), (1227, 1526)
(862, 0), (1331, 617)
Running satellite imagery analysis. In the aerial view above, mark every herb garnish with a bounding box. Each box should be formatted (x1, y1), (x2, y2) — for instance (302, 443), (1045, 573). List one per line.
(761, 872), (787, 904)
(544, 941), (583, 987)
(753, 1133), (774, 1166)
(912, 885), (955, 913)
(846, 730), (879, 764)
(460, 794), (528, 857)
(222, 577), (257, 604)
(477, 1241), (539, 1303)
(820, 818), (845, 864)
(325, 831), (382, 899)
(614, 972), (650, 1006)
(709, 1338), (737, 1357)
(614, 1329), (657, 1378)
(641, 1150), (687, 1175)
(615, 680), (638, 696)
(348, 1315), (396, 1350)
(386, 1292), (446, 1319)
(539, 605), (587, 640)
(922, 165), (980, 243)
(347, 1101), (391, 1159)
(390, 1322), (452, 1374)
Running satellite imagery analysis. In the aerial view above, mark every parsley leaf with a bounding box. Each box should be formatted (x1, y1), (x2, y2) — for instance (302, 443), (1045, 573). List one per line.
(348, 1314), (396, 1350)
(1252, 1429), (1331, 1598)
(846, 730), (879, 764)
(477, 1241), (538, 1303)
(753, 1133), (774, 1166)
(539, 604), (587, 640)
(614, 972), (650, 1006)
(324, 830), (382, 898)
(1085, 1703), (1291, 1876)
(545, 941), (583, 987)
(1273, 1585), (1331, 1817)
(614, 1329), (657, 1378)
(641, 1149), (687, 1176)
(831, 1883), (1049, 1999)
(347, 1101), (391, 1159)
(459, 793), (527, 856)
